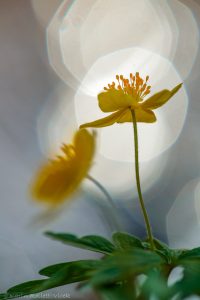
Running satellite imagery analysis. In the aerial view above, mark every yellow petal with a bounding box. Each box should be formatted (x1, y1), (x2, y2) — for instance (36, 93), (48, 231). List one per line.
(141, 83), (182, 110)
(31, 129), (95, 206)
(31, 159), (77, 205)
(74, 129), (96, 169)
(98, 89), (137, 112)
(80, 109), (127, 128)
(117, 108), (156, 123)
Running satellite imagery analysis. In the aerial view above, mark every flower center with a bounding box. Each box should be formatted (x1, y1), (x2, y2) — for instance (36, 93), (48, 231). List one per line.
(104, 72), (151, 101)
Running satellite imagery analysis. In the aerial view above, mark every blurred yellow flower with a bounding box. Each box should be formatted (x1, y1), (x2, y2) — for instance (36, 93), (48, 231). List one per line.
(31, 129), (95, 206)
(80, 72), (182, 128)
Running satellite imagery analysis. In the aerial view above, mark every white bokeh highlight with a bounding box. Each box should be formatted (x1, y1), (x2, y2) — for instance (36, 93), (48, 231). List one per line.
(37, 83), (169, 198)
(41, 0), (198, 197)
(75, 48), (188, 162)
(167, 178), (200, 249)
(37, 84), (78, 156)
(31, 0), (62, 28)
(47, 0), (199, 89)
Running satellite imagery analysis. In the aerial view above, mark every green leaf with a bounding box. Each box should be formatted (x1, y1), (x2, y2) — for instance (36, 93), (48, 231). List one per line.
(153, 238), (170, 251)
(39, 262), (68, 277)
(100, 285), (135, 300)
(178, 247), (200, 262)
(112, 232), (143, 250)
(37, 265), (88, 292)
(4, 260), (101, 299)
(39, 259), (101, 292)
(39, 259), (100, 278)
(173, 262), (200, 297)
(89, 249), (164, 287)
(45, 232), (115, 254)
(146, 238), (184, 264)
(140, 270), (176, 300)
(91, 267), (122, 287)
(5, 280), (48, 299)
(153, 238), (176, 263)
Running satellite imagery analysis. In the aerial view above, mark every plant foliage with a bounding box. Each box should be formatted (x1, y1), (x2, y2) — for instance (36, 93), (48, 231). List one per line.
(2, 231), (200, 299)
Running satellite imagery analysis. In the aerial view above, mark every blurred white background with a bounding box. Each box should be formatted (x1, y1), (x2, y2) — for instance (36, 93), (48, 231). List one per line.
(0, 0), (200, 298)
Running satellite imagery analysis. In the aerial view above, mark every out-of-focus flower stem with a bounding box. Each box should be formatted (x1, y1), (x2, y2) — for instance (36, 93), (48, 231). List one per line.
(130, 109), (155, 250)
(87, 174), (122, 231)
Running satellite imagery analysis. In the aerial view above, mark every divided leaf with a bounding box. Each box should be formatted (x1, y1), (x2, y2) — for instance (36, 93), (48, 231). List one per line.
(153, 238), (170, 251)
(4, 260), (100, 299)
(100, 285), (135, 300)
(45, 232), (115, 254)
(140, 270), (176, 300)
(89, 248), (164, 287)
(178, 247), (200, 262)
(144, 238), (182, 264)
(5, 280), (48, 299)
(39, 259), (100, 278)
(6, 232), (200, 299)
(112, 232), (144, 250)
(153, 238), (176, 264)
(158, 248), (200, 299)
(173, 262), (200, 298)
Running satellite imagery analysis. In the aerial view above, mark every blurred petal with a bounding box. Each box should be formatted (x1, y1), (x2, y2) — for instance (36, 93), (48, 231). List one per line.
(31, 129), (95, 206)
(141, 83), (182, 110)
(117, 108), (156, 123)
(80, 109), (127, 128)
(74, 129), (96, 168)
(31, 159), (76, 205)
(98, 89), (137, 112)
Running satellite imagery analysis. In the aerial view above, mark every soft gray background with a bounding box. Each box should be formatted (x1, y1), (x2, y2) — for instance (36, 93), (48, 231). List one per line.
(0, 0), (200, 298)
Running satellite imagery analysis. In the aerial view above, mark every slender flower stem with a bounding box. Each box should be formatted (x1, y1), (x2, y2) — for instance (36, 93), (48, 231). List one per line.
(130, 109), (155, 250)
(87, 174), (122, 231)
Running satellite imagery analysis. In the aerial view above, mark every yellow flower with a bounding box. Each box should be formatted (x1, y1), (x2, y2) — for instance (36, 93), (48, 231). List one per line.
(80, 72), (182, 128)
(31, 129), (95, 206)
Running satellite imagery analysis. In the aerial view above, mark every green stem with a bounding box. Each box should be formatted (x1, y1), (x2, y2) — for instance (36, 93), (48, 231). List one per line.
(87, 174), (122, 231)
(130, 109), (155, 250)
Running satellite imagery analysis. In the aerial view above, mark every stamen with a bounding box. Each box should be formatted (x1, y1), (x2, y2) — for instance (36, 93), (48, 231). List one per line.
(103, 72), (151, 100)
(61, 144), (76, 158)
